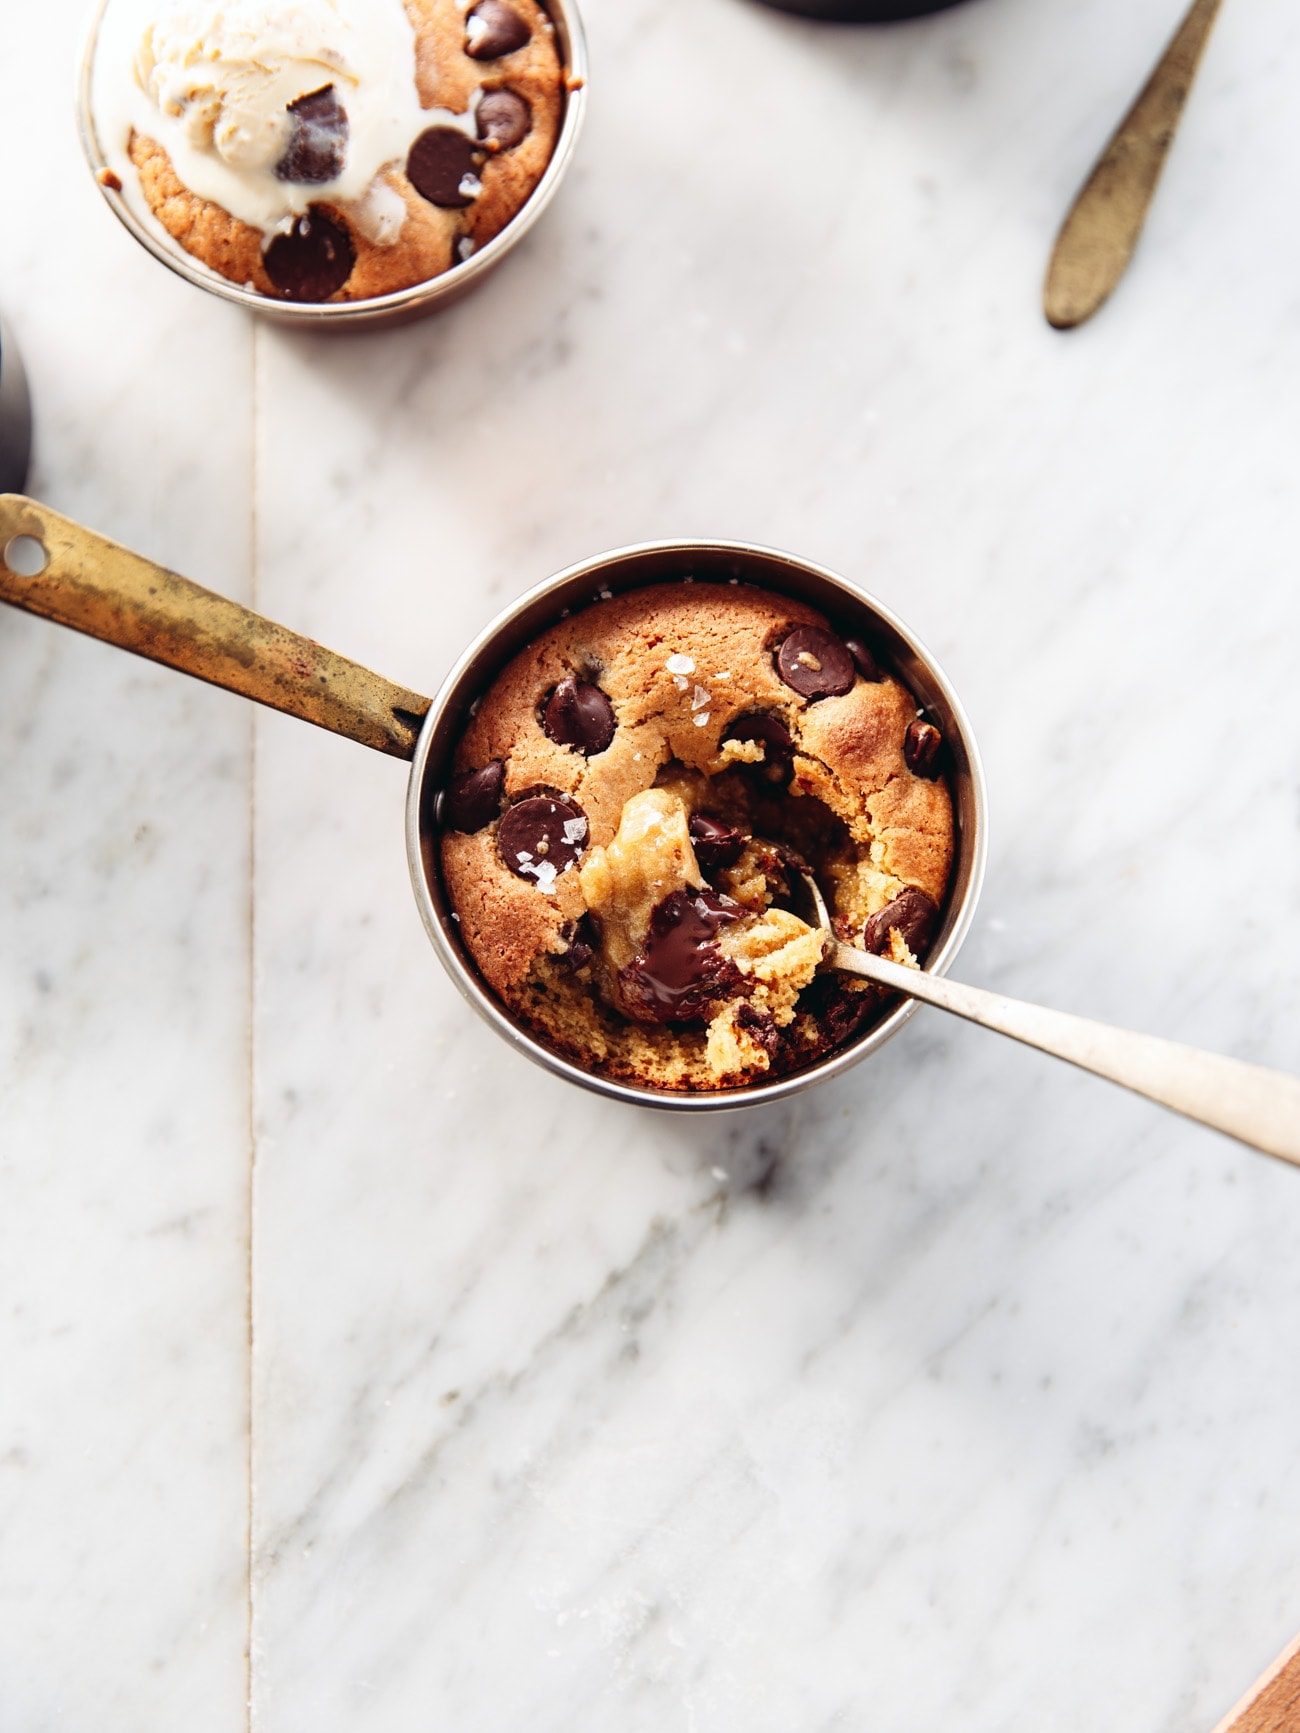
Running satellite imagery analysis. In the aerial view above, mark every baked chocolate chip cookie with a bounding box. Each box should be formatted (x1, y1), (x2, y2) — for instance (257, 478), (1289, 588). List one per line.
(102, 0), (566, 303)
(440, 581), (956, 1091)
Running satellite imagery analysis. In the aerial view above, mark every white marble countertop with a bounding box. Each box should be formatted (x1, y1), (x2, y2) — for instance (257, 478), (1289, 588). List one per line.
(3, 0), (1300, 1727)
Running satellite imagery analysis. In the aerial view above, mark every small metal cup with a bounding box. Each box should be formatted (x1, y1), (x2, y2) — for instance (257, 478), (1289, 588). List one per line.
(77, 0), (588, 332)
(0, 504), (985, 1113)
(407, 540), (988, 1112)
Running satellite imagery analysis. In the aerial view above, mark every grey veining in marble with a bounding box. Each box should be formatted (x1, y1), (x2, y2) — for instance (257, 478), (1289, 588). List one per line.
(0, 7), (253, 1717)
(3, 0), (1300, 1729)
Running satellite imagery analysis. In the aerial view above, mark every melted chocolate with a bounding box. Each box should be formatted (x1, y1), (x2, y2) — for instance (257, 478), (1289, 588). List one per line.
(735, 1001), (780, 1058)
(618, 890), (744, 1023)
(688, 813), (745, 874)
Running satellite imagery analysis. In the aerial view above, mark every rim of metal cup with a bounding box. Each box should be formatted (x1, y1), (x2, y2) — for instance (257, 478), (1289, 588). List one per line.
(405, 541), (989, 1113)
(77, 0), (588, 331)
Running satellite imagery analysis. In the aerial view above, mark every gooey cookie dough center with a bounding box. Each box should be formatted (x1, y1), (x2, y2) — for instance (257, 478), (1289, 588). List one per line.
(577, 785), (826, 1077)
(579, 788), (704, 974)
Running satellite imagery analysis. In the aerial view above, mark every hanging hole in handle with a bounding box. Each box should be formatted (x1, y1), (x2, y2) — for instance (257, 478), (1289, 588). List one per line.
(4, 535), (48, 577)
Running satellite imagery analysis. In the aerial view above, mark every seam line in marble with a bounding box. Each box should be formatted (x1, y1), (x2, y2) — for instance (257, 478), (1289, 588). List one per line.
(245, 314), (261, 1733)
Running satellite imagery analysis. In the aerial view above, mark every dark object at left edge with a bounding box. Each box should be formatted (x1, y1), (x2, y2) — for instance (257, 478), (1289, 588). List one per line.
(0, 313), (33, 495)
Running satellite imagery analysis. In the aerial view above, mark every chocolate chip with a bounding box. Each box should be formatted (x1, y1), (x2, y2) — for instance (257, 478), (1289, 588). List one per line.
(262, 208), (355, 301)
(776, 627), (856, 701)
(406, 127), (482, 208)
(735, 1001), (780, 1059)
(276, 85), (348, 184)
(863, 889), (939, 960)
(689, 814), (745, 874)
(798, 971), (875, 1052)
(561, 915), (596, 972)
(444, 761), (504, 833)
(725, 711), (793, 757)
(724, 707), (793, 790)
(844, 635), (884, 682)
(477, 88), (532, 149)
(465, 0), (532, 58)
(497, 796), (588, 883)
(904, 718), (943, 778)
(542, 675), (616, 756)
(617, 890), (744, 1023)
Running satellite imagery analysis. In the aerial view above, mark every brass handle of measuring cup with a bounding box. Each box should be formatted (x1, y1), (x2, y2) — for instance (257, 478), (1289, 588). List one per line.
(0, 495), (430, 760)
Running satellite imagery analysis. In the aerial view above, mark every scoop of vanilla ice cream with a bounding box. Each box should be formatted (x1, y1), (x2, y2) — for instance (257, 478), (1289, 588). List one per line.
(92, 0), (456, 238)
(136, 0), (356, 172)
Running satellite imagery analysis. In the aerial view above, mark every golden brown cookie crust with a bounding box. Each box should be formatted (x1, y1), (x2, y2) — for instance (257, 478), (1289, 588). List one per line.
(126, 0), (564, 302)
(440, 583), (958, 1091)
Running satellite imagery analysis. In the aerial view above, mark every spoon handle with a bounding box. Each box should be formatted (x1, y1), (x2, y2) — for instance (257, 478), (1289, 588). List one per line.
(1044, 0), (1226, 330)
(830, 942), (1300, 1167)
(0, 495), (430, 760)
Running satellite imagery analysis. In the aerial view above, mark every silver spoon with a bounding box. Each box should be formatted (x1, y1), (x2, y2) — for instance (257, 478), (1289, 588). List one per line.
(795, 873), (1300, 1167)
(1044, 0), (1226, 330)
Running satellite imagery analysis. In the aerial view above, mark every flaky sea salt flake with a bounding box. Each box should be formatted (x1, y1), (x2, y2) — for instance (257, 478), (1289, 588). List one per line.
(665, 653), (695, 676)
(519, 857), (559, 893)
